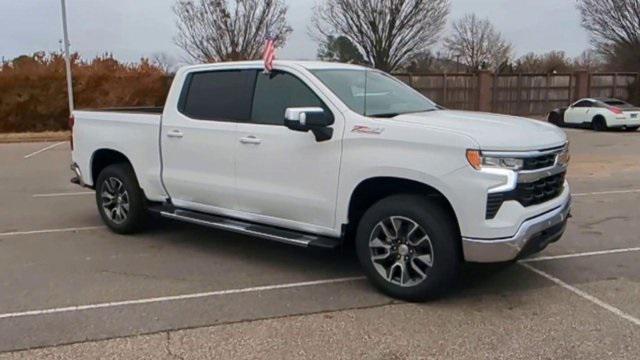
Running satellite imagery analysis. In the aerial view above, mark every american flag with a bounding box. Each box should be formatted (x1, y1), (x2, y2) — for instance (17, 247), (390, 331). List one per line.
(262, 32), (276, 73)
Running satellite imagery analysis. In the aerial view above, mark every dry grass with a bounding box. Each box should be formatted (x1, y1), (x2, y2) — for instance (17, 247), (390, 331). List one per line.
(0, 131), (70, 143)
(0, 52), (170, 133)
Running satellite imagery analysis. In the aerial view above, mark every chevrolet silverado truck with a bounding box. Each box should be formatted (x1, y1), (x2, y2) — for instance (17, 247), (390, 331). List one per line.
(70, 61), (571, 301)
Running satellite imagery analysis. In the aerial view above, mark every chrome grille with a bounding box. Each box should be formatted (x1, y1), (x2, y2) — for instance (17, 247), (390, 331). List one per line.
(522, 153), (556, 170)
(485, 172), (566, 219)
(514, 173), (565, 207)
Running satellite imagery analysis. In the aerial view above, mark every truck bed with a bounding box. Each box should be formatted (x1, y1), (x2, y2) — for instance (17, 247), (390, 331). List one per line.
(71, 109), (166, 201)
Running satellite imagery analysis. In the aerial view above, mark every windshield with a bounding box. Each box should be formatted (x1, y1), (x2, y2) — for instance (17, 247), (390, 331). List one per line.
(310, 69), (437, 117)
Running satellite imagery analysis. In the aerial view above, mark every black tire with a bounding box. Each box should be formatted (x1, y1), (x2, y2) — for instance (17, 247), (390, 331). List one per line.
(355, 194), (461, 301)
(95, 163), (147, 234)
(548, 112), (564, 127)
(592, 116), (608, 131)
(625, 126), (639, 132)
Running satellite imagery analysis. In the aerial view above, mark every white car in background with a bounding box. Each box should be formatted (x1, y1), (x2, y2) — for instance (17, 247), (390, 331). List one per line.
(548, 98), (640, 131)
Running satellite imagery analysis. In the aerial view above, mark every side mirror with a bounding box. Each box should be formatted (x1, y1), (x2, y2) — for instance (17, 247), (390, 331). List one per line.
(284, 107), (334, 142)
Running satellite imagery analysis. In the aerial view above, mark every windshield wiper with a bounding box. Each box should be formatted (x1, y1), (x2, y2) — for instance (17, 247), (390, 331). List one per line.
(370, 109), (438, 118)
(370, 112), (400, 118)
(406, 109), (439, 114)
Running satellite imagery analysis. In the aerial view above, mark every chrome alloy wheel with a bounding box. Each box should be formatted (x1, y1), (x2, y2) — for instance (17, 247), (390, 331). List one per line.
(101, 177), (130, 225)
(369, 216), (434, 287)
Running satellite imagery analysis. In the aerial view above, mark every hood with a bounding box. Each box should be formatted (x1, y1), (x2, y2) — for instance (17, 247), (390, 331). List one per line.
(393, 110), (567, 151)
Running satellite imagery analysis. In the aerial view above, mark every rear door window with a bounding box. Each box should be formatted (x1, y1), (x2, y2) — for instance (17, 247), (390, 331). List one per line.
(180, 70), (257, 121)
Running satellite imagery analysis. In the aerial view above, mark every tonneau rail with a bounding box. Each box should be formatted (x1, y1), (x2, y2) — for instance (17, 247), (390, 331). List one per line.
(77, 107), (164, 114)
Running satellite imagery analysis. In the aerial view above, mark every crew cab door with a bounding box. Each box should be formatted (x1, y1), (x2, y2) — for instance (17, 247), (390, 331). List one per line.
(234, 69), (343, 234)
(565, 100), (592, 124)
(161, 69), (257, 209)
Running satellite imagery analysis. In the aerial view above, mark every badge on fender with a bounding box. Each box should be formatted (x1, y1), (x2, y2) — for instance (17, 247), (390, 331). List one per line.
(352, 125), (384, 135)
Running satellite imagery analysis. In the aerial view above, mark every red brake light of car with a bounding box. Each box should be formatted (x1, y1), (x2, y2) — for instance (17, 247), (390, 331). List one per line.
(609, 106), (623, 115)
(68, 115), (75, 150)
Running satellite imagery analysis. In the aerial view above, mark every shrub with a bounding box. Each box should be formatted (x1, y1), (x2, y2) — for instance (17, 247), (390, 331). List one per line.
(0, 52), (171, 133)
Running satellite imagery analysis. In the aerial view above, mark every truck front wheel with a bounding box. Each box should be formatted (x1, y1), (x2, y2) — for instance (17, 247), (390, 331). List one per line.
(95, 163), (147, 234)
(355, 194), (461, 301)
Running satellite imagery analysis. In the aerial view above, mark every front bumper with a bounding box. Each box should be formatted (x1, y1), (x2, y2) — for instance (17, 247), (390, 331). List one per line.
(462, 195), (571, 263)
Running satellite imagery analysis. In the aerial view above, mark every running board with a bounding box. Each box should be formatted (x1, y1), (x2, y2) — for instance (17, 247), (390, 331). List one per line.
(153, 207), (341, 250)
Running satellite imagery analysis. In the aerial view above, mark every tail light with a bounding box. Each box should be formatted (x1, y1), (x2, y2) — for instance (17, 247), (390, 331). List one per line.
(68, 115), (75, 150)
(609, 106), (623, 115)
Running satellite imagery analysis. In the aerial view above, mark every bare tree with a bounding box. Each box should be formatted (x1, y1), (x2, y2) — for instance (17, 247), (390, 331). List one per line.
(151, 52), (180, 74)
(578, 0), (640, 70)
(573, 49), (605, 71)
(311, 0), (450, 72)
(514, 51), (574, 73)
(174, 0), (292, 62)
(317, 35), (368, 64)
(444, 14), (511, 72)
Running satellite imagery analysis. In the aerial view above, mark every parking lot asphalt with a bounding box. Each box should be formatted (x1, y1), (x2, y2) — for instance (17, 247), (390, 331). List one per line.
(0, 128), (639, 359)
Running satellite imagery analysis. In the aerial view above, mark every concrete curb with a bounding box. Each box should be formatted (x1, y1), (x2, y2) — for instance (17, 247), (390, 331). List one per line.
(0, 132), (70, 144)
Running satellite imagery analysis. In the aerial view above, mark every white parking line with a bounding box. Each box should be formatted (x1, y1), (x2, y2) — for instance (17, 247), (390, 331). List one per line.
(520, 262), (640, 327)
(23, 142), (66, 159)
(0, 276), (366, 320)
(33, 191), (94, 198)
(573, 189), (640, 197)
(521, 247), (640, 263)
(0, 226), (105, 237)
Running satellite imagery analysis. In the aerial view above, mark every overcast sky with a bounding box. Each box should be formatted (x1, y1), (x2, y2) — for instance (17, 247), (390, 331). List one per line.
(1, 0), (590, 65)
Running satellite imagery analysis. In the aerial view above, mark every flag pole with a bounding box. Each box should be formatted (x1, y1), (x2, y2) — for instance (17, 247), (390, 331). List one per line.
(60, 0), (75, 114)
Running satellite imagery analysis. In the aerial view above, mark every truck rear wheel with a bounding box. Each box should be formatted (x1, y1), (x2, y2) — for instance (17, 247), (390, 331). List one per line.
(95, 163), (147, 234)
(355, 194), (461, 301)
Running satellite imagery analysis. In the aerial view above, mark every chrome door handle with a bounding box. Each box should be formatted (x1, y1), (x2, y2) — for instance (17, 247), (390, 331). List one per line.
(167, 130), (184, 138)
(239, 136), (262, 145)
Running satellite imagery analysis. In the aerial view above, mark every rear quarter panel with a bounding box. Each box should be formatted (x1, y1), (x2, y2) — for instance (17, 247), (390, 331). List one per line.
(72, 111), (167, 201)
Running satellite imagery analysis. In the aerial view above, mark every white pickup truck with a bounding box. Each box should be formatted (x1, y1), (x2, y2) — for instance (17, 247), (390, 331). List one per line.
(70, 61), (571, 300)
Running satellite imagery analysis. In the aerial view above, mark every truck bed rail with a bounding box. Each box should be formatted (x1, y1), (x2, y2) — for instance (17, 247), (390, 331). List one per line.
(77, 107), (164, 114)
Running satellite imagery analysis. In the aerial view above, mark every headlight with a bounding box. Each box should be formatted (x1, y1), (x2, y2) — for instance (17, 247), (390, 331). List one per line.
(557, 146), (570, 166)
(466, 145), (570, 171)
(482, 156), (524, 170)
(466, 150), (524, 171)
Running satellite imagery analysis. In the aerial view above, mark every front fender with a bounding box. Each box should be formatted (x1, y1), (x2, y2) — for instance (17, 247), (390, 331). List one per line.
(335, 165), (467, 230)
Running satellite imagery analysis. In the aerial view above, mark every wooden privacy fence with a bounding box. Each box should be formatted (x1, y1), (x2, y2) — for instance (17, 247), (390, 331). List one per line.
(395, 71), (640, 116)
(394, 73), (478, 111)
